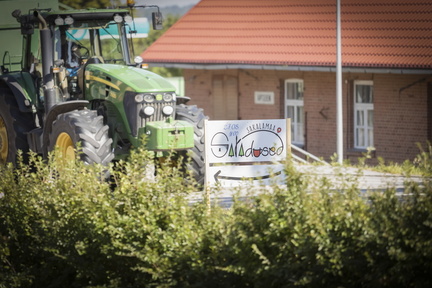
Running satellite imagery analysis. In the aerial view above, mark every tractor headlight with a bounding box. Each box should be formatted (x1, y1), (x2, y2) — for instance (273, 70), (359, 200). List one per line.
(114, 14), (123, 23)
(162, 105), (174, 116)
(124, 15), (133, 23)
(134, 56), (143, 64)
(135, 94), (144, 103)
(143, 94), (154, 103)
(55, 16), (64, 25)
(163, 93), (173, 102)
(64, 16), (74, 25)
(143, 106), (155, 116)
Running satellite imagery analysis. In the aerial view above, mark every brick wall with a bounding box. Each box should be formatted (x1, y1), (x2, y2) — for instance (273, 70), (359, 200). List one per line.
(183, 69), (212, 115)
(183, 69), (430, 163)
(372, 74), (428, 162)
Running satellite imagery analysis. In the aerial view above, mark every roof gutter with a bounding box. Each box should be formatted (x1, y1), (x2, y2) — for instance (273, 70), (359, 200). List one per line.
(146, 63), (432, 75)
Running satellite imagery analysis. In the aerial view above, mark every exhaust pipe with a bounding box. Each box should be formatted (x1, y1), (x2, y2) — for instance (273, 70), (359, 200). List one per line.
(34, 11), (56, 112)
(34, 11), (47, 29)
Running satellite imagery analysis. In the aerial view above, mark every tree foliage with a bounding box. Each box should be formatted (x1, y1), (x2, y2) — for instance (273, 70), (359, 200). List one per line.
(136, 14), (182, 77)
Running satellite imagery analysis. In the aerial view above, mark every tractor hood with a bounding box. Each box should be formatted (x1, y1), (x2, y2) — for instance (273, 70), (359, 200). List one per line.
(84, 64), (175, 95)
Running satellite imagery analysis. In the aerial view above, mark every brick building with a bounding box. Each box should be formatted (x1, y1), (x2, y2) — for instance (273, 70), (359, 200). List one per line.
(141, 0), (432, 163)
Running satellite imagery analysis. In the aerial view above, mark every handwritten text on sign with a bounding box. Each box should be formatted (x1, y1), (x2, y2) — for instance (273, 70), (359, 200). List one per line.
(205, 119), (289, 186)
(207, 120), (286, 164)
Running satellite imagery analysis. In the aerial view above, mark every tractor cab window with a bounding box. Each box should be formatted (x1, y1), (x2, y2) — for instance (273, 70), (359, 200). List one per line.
(54, 23), (128, 69)
(99, 23), (126, 64)
(55, 28), (90, 77)
(64, 41), (81, 68)
(51, 20), (131, 100)
(52, 13), (145, 69)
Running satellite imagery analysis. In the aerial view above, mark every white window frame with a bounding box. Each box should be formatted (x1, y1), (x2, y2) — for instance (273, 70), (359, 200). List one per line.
(354, 80), (374, 149)
(284, 79), (304, 146)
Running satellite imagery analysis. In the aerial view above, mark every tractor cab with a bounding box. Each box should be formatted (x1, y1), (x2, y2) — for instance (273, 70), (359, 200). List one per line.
(33, 9), (151, 101)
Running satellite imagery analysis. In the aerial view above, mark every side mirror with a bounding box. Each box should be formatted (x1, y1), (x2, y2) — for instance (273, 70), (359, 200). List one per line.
(12, 9), (21, 20)
(152, 12), (163, 30)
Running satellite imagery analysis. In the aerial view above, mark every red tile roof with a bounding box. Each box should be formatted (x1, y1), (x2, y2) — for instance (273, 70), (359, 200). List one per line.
(141, 0), (432, 70)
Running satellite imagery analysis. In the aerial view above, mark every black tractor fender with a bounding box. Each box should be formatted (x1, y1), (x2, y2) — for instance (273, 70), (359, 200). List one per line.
(42, 100), (89, 157)
(0, 73), (37, 113)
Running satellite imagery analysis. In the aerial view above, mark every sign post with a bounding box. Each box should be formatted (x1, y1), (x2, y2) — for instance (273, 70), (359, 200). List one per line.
(204, 119), (291, 188)
(286, 118), (291, 160)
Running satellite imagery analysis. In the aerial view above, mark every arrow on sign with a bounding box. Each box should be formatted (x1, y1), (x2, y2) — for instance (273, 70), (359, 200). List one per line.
(214, 170), (282, 182)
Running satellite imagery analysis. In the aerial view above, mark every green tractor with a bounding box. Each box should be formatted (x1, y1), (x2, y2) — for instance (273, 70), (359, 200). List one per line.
(0, 1), (206, 184)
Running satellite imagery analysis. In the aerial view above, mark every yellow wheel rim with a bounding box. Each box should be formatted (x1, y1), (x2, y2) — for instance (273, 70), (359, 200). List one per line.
(56, 132), (75, 161)
(0, 116), (8, 163)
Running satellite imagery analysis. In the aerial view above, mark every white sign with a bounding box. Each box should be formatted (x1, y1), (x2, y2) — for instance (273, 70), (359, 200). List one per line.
(205, 119), (290, 187)
(254, 91), (275, 105)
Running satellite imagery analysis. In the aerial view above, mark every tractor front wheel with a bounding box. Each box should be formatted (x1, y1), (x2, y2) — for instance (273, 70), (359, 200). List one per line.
(48, 109), (114, 165)
(175, 104), (207, 186)
(0, 88), (35, 164)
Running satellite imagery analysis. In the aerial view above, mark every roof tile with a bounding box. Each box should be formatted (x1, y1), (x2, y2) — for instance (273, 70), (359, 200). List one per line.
(141, 0), (432, 69)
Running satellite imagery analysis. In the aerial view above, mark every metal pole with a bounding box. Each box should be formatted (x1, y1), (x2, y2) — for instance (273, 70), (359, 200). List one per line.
(336, 0), (343, 164)
(286, 118), (292, 161)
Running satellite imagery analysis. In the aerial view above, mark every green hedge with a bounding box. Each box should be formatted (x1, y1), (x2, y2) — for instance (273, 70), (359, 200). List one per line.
(1, 147), (432, 288)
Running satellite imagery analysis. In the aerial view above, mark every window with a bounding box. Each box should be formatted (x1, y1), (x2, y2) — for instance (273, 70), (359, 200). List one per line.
(285, 79), (304, 145)
(354, 80), (374, 149)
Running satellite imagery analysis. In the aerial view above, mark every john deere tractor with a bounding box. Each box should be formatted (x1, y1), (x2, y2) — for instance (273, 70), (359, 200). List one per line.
(0, 0), (206, 184)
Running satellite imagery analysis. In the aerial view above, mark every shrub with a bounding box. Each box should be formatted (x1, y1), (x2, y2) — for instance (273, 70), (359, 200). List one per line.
(0, 148), (202, 287)
(0, 148), (432, 287)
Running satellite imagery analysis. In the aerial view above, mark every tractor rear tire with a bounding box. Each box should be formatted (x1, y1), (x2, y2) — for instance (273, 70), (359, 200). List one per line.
(175, 104), (207, 186)
(0, 88), (35, 164)
(48, 109), (114, 165)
